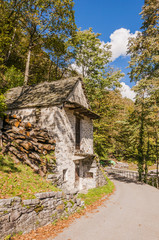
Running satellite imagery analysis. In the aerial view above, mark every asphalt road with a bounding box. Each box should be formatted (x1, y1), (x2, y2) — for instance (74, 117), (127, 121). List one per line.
(51, 177), (159, 240)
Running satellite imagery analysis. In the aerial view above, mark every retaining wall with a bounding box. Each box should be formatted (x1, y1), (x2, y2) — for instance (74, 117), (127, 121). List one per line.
(0, 191), (84, 239)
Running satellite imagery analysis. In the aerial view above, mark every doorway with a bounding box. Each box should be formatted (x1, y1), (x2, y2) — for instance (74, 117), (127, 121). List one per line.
(75, 162), (80, 188)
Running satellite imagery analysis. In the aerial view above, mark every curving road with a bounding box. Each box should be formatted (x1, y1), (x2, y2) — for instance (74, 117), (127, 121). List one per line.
(51, 177), (159, 240)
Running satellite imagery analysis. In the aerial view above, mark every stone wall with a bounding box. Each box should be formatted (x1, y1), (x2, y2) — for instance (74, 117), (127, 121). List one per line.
(9, 108), (37, 123)
(96, 164), (107, 187)
(6, 107), (107, 191)
(0, 191), (84, 239)
(80, 117), (93, 154)
(9, 106), (94, 191)
(80, 158), (97, 190)
(7, 81), (100, 191)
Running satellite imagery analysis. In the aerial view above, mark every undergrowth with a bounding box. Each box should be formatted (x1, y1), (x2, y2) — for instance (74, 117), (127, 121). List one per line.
(0, 154), (58, 200)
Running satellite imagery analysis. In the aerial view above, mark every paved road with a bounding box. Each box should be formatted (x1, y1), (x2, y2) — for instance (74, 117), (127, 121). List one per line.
(51, 177), (159, 240)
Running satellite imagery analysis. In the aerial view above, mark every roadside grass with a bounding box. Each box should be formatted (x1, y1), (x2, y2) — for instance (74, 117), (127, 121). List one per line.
(78, 176), (114, 206)
(0, 154), (58, 200)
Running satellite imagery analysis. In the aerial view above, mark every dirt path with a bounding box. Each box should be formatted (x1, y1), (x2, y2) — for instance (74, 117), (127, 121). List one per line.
(50, 177), (159, 240)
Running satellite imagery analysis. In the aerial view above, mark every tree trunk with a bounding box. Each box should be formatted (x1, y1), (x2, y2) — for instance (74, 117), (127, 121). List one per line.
(6, 28), (17, 61)
(47, 60), (53, 81)
(144, 157), (148, 183)
(82, 65), (85, 78)
(154, 98), (159, 188)
(24, 47), (31, 85)
(138, 101), (144, 181)
(155, 135), (159, 188)
(144, 132), (149, 183)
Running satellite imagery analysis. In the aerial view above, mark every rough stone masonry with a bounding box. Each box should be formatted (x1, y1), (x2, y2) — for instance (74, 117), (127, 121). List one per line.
(0, 190), (84, 239)
(5, 77), (106, 191)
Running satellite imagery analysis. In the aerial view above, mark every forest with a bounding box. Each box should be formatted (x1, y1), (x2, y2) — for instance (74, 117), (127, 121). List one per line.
(0, 0), (159, 182)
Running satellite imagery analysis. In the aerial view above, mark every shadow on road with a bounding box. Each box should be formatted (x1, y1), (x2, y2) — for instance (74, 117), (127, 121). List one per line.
(108, 173), (144, 185)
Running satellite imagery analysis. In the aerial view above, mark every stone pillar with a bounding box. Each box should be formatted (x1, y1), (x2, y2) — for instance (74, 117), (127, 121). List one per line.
(0, 118), (3, 148)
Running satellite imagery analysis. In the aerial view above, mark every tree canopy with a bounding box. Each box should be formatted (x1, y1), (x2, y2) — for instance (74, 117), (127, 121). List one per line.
(127, 0), (159, 180)
(0, 0), (76, 87)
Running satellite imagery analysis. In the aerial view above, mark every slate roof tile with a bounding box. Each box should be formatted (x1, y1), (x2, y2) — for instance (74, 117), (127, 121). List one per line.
(6, 77), (81, 109)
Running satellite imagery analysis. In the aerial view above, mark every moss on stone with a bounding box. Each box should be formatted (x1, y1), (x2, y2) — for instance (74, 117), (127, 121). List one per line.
(34, 205), (44, 213)
(51, 212), (57, 218)
(3, 210), (8, 214)
(65, 207), (68, 213)
(69, 200), (74, 206)
(36, 220), (40, 225)
(52, 219), (58, 225)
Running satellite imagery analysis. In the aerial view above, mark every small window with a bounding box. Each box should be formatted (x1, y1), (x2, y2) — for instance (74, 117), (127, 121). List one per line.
(63, 169), (67, 182)
(75, 117), (81, 149)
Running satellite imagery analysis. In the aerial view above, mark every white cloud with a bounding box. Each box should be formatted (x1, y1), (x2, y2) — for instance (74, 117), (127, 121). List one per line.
(108, 28), (139, 61)
(71, 63), (83, 74)
(120, 82), (136, 101)
(71, 64), (136, 101)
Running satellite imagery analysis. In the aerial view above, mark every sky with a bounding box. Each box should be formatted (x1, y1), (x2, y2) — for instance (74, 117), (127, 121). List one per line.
(73, 0), (145, 100)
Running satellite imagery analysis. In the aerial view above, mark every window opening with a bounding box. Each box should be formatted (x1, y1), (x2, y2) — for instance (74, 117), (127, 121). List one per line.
(76, 117), (81, 149)
(63, 169), (67, 181)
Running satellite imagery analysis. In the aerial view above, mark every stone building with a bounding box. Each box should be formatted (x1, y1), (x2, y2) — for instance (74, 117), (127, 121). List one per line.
(5, 77), (105, 191)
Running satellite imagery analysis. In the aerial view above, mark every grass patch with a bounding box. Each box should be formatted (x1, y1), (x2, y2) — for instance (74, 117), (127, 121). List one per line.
(0, 154), (58, 200)
(78, 177), (114, 206)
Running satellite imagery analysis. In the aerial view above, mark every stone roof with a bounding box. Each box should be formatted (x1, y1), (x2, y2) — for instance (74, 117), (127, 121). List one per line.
(6, 77), (82, 109)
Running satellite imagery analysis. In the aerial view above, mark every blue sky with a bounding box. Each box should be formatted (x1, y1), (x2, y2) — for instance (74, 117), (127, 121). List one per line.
(73, 0), (144, 99)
